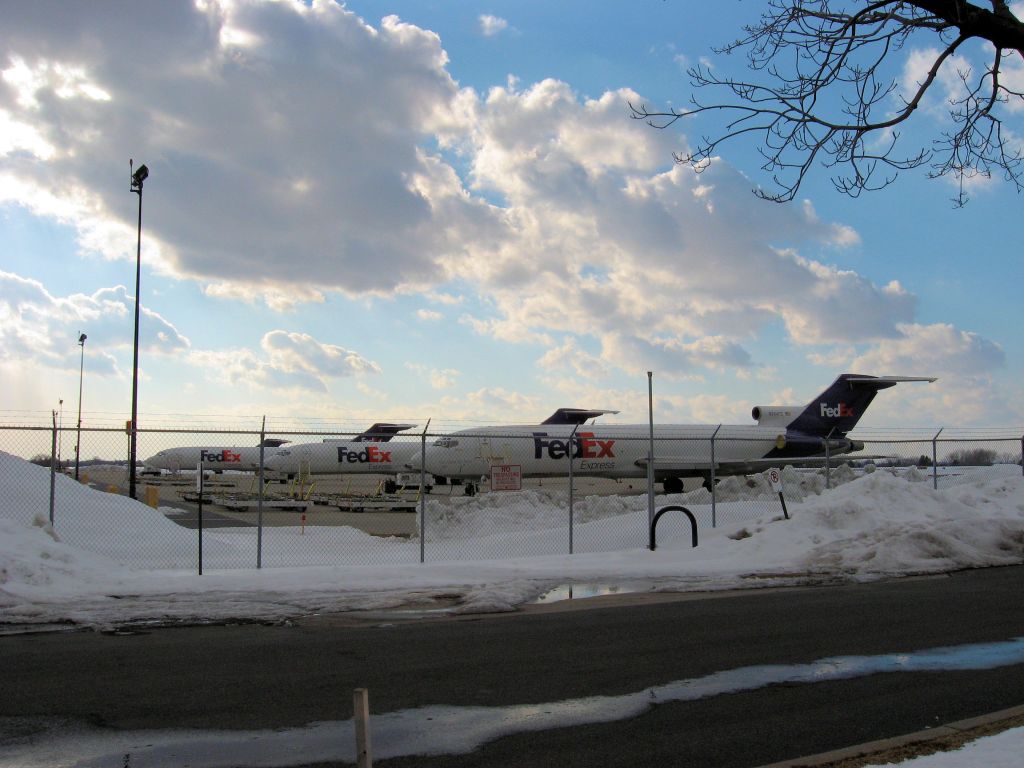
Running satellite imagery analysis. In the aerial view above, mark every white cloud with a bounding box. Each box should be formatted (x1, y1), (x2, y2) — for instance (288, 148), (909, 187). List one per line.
(415, 308), (443, 322)
(898, 43), (1023, 195)
(536, 337), (609, 379)
(436, 386), (546, 422)
(0, 2), (1009, 405)
(849, 323), (1004, 376)
(0, 1), (490, 302)
(450, 78), (922, 374)
(479, 15), (509, 37)
(406, 362), (459, 389)
(0, 271), (188, 376)
(188, 330), (380, 394)
(261, 330), (381, 378)
(202, 282), (325, 313)
(599, 332), (752, 378)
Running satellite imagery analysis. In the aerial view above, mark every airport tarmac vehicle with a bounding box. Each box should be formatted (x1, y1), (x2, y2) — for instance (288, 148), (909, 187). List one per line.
(410, 374), (936, 495)
(264, 423), (419, 488)
(144, 438), (291, 474)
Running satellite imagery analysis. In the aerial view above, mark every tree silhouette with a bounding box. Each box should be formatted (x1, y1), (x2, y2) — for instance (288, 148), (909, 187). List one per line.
(631, 1), (1024, 205)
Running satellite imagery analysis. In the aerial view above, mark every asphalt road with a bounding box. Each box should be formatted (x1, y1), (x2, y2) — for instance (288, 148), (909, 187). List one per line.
(4, 566), (1024, 767)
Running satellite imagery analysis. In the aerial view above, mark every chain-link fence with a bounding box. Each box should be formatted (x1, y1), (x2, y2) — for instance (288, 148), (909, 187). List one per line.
(2, 422), (1021, 573)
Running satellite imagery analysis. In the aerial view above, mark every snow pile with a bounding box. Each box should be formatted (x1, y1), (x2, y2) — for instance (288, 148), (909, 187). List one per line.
(0, 451), (251, 569)
(1, 450), (1023, 627)
(709, 472), (1024, 578)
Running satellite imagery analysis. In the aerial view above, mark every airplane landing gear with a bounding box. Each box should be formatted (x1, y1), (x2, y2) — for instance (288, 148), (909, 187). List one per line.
(464, 483), (477, 496)
(662, 477), (684, 494)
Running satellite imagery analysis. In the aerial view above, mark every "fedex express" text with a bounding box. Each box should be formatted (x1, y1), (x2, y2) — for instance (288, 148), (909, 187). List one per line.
(532, 432), (615, 460)
(819, 402), (855, 418)
(200, 450), (241, 463)
(337, 446), (392, 464)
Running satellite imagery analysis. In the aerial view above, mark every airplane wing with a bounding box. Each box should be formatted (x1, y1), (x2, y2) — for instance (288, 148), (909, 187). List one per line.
(635, 454), (893, 475)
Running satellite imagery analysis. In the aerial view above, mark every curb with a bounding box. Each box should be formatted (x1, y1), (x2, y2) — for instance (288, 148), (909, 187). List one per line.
(755, 704), (1024, 767)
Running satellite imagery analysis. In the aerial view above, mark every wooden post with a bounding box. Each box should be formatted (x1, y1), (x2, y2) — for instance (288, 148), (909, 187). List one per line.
(354, 688), (372, 768)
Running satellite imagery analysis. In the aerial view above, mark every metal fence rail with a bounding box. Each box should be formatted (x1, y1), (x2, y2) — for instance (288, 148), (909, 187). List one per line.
(1, 422), (1021, 573)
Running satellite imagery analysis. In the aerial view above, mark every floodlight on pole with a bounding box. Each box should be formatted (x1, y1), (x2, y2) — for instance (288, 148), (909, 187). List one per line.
(75, 332), (86, 480)
(128, 159), (148, 500)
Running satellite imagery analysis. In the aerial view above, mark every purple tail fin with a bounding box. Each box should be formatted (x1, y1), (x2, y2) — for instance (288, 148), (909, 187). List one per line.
(787, 375), (934, 436)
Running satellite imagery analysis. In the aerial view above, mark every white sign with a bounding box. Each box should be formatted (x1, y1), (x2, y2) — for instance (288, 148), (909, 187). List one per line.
(490, 464), (522, 491)
(766, 468), (783, 493)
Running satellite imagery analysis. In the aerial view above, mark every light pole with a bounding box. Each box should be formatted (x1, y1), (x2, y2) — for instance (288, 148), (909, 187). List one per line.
(129, 160), (148, 500)
(75, 332), (86, 480)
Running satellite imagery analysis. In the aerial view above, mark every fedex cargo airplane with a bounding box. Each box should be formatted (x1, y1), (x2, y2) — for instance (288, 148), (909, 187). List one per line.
(263, 423), (418, 482)
(144, 438), (290, 474)
(143, 423), (413, 477)
(409, 374), (935, 495)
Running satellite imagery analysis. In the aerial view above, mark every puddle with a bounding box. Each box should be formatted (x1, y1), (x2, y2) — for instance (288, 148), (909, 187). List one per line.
(6, 637), (1024, 767)
(532, 581), (656, 604)
(0, 622), (80, 637)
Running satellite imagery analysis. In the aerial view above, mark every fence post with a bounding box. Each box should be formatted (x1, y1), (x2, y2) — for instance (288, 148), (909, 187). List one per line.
(710, 425), (721, 528)
(419, 421), (429, 564)
(257, 416), (265, 569)
(354, 688), (372, 768)
(824, 428), (835, 489)
(646, 372), (656, 537)
(49, 411), (58, 526)
(197, 460), (204, 576)
(568, 424), (580, 555)
(933, 428), (943, 490)
(1021, 433), (1023, 478)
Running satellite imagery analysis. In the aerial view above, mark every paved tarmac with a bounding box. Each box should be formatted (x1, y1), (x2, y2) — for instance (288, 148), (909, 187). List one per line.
(3, 566), (1024, 767)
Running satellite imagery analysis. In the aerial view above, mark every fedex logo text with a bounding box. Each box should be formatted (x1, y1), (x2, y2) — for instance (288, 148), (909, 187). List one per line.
(819, 402), (855, 418)
(533, 432), (615, 460)
(337, 445), (392, 464)
(200, 450), (241, 463)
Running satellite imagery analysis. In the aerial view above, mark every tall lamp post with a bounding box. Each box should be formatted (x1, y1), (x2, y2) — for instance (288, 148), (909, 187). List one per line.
(75, 332), (87, 480)
(129, 160), (149, 500)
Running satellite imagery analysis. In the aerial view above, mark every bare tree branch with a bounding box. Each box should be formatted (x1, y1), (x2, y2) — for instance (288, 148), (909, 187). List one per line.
(632, 1), (1024, 205)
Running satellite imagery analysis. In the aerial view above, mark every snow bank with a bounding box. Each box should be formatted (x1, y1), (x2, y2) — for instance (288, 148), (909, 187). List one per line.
(1, 450), (1023, 627)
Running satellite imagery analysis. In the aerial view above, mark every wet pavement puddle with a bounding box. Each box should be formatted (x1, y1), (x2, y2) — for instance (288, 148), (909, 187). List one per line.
(6, 637), (1024, 767)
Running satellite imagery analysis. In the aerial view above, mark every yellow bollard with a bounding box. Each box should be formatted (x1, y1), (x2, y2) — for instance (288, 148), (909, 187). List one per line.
(145, 486), (160, 509)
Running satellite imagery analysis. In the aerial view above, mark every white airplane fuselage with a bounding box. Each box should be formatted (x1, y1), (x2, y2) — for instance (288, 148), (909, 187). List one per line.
(145, 446), (283, 473)
(413, 423), (791, 482)
(265, 440), (421, 476)
(411, 374), (935, 492)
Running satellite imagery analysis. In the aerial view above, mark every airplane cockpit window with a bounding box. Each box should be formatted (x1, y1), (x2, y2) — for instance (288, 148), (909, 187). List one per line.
(276, 450), (291, 456)
(432, 437), (459, 448)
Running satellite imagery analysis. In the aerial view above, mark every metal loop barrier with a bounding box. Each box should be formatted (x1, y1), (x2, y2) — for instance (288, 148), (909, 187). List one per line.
(649, 505), (698, 551)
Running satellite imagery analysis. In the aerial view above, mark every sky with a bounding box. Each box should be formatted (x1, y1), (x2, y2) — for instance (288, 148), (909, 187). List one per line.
(2, 1), (1024, 433)
(3, 454), (1024, 763)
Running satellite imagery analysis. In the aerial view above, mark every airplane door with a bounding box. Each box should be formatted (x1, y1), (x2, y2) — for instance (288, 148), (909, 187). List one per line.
(477, 437), (491, 460)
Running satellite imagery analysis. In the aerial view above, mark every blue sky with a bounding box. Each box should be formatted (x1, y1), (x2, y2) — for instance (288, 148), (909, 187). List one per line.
(2, 1), (1022, 431)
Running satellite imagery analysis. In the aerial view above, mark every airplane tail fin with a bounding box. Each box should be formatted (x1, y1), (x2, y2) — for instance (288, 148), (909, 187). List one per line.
(787, 374), (935, 437)
(541, 408), (619, 425)
(354, 423), (417, 442)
